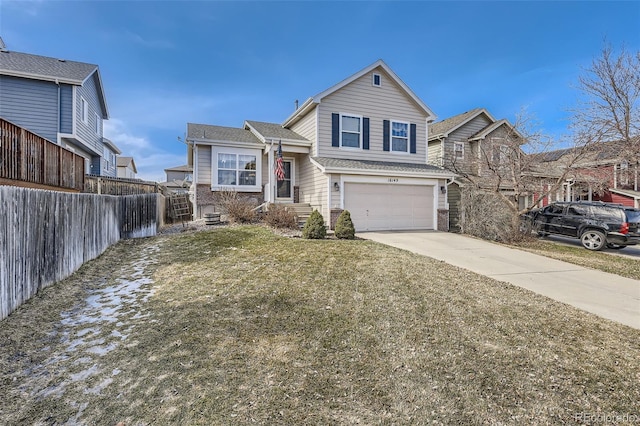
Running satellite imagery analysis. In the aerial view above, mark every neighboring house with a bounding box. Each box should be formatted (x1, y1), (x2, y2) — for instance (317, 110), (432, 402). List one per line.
(427, 108), (524, 231)
(116, 156), (138, 179)
(187, 60), (455, 231)
(160, 164), (193, 194)
(534, 140), (640, 208)
(0, 41), (118, 176)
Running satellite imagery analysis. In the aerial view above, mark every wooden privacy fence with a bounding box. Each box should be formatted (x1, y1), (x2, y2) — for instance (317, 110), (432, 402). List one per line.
(0, 186), (162, 320)
(0, 117), (85, 191)
(84, 175), (159, 195)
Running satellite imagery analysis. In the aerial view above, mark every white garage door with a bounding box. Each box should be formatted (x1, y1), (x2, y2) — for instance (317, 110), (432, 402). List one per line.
(344, 183), (435, 231)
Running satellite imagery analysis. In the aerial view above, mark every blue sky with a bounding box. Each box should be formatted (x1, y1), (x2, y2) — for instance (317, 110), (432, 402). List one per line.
(1, 1), (639, 181)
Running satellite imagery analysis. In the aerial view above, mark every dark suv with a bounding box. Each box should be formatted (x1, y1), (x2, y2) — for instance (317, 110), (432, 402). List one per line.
(525, 201), (640, 251)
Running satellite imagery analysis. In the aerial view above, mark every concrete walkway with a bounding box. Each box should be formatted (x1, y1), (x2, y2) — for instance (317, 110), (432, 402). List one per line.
(359, 231), (640, 330)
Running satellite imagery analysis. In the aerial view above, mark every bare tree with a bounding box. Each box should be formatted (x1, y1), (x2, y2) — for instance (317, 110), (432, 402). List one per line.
(571, 43), (640, 161)
(448, 109), (591, 241)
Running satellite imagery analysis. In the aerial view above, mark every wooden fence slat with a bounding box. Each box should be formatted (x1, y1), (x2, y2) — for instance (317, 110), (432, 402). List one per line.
(0, 187), (161, 320)
(0, 118), (84, 191)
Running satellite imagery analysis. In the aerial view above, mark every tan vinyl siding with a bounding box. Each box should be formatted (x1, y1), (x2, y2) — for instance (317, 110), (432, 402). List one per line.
(428, 140), (443, 166)
(196, 144), (212, 184)
(317, 69), (428, 163)
(289, 109), (317, 153)
(298, 156), (327, 218)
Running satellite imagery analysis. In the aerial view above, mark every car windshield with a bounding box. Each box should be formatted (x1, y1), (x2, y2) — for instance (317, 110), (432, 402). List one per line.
(625, 210), (640, 223)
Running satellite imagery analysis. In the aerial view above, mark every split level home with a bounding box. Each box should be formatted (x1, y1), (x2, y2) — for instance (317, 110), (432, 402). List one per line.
(186, 60), (455, 232)
(0, 38), (119, 177)
(427, 108), (525, 232)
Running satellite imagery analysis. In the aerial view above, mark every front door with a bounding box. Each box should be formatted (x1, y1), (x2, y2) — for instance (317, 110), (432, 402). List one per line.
(276, 159), (293, 201)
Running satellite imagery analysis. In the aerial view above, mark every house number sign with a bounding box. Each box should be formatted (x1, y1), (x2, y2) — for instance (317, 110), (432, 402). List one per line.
(387, 178), (399, 183)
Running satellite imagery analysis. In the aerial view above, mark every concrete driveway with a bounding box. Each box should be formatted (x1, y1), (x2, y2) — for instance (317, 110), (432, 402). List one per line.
(359, 231), (640, 330)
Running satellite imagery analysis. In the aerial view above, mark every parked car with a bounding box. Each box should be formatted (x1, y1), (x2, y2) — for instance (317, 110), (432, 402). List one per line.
(523, 201), (640, 251)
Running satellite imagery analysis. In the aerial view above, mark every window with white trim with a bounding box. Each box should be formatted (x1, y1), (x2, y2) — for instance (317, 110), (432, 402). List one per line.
(81, 97), (88, 124)
(94, 113), (100, 135)
(212, 147), (261, 191)
(492, 143), (509, 164)
(391, 121), (409, 152)
(372, 73), (381, 87)
(103, 146), (111, 171)
(341, 114), (361, 148)
(453, 142), (464, 159)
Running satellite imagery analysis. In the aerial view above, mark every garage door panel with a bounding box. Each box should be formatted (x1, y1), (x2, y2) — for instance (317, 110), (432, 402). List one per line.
(344, 183), (434, 231)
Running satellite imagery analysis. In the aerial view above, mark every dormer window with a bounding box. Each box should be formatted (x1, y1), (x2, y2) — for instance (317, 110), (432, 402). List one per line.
(372, 73), (381, 87)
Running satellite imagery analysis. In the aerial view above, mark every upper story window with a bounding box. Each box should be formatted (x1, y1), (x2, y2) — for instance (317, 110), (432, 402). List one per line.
(103, 146), (113, 170)
(341, 115), (361, 148)
(391, 121), (409, 152)
(491, 141), (509, 164)
(372, 73), (381, 87)
(454, 142), (464, 160)
(81, 97), (88, 124)
(94, 113), (100, 135)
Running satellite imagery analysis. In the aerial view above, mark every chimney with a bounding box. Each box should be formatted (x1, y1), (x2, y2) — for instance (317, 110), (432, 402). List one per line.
(294, 99), (299, 110)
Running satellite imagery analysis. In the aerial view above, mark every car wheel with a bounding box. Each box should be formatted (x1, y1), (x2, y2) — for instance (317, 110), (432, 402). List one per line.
(581, 230), (606, 251)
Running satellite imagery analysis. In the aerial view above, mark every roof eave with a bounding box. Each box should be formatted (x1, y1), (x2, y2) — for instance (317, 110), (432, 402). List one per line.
(311, 59), (437, 121)
(84, 67), (109, 119)
(187, 137), (264, 148)
(0, 69), (82, 85)
(282, 97), (316, 127)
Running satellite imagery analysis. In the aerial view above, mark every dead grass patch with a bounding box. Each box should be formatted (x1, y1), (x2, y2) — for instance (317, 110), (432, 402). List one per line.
(0, 226), (638, 424)
(510, 239), (640, 280)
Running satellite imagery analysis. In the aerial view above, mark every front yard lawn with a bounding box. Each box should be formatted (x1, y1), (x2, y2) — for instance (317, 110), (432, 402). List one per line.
(1, 226), (638, 424)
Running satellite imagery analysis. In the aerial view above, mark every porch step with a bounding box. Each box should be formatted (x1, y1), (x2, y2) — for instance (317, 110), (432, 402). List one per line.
(284, 203), (313, 228)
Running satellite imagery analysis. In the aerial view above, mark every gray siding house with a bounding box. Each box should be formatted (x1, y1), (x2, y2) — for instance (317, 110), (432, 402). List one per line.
(0, 44), (118, 177)
(428, 108), (524, 231)
(187, 60), (455, 232)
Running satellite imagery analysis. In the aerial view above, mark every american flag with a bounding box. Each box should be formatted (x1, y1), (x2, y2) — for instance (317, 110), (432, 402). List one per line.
(275, 140), (285, 181)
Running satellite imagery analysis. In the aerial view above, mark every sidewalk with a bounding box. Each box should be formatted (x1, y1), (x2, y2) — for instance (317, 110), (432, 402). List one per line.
(359, 231), (640, 329)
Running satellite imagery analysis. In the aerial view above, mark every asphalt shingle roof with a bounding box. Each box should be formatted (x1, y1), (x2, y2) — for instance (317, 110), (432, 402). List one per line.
(187, 123), (261, 144)
(0, 50), (98, 83)
(429, 108), (484, 138)
(313, 157), (451, 174)
(245, 120), (308, 141)
(164, 164), (193, 172)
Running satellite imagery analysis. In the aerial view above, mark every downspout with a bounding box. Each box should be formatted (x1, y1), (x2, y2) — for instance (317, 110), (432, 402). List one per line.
(56, 79), (60, 143)
(191, 143), (198, 219)
(267, 139), (274, 203)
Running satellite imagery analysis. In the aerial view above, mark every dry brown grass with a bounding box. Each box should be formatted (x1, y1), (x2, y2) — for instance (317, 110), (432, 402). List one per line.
(510, 238), (640, 281)
(1, 226), (639, 425)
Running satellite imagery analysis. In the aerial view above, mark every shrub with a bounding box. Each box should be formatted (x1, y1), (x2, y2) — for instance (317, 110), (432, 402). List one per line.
(460, 188), (534, 243)
(334, 210), (355, 239)
(264, 204), (298, 229)
(217, 189), (257, 223)
(302, 210), (326, 239)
